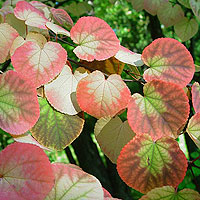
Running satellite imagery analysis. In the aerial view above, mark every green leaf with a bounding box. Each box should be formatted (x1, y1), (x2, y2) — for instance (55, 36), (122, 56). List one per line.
(177, 0), (191, 8)
(190, 0), (200, 21)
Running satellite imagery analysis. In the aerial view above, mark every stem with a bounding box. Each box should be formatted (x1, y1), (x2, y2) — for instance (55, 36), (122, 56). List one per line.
(193, 164), (200, 169)
(191, 155), (200, 164)
(189, 164), (200, 191)
(124, 69), (145, 85)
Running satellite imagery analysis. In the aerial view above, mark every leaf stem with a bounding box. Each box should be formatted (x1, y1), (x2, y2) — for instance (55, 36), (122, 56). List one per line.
(124, 69), (145, 85)
(191, 155), (200, 164)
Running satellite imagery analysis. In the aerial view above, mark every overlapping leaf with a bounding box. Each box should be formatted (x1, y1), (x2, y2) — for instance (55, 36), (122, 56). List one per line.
(0, 71), (40, 135)
(11, 40), (67, 88)
(142, 38), (195, 87)
(0, 23), (18, 63)
(45, 65), (88, 115)
(192, 82), (200, 113)
(190, 0), (200, 21)
(178, 0), (191, 8)
(186, 113), (200, 148)
(127, 0), (144, 12)
(0, 143), (54, 200)
(127, 80), (190, 140)
(70, 16), (120, 61)
(143, 0), (166, 16)
(140, 186), (200, 199)
(14, 1), (48, 29)
(45, 163), (104, 200)
(46, 22), (70, 37)
(95, 116), (135, 163)
(117, 134), (188, 194)
(174, 17), (198, 42)
(30, 97), (84, 150)
(76, 70), (131, 119)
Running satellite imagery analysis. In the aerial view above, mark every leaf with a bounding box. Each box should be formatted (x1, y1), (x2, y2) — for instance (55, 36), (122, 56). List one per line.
(0, 23), (19, 63)
(174, 17), (198, 42)
(127, 80), (190, 141)
(11, 40), (67, 88)
(70, 16), (120, 61)
(186, 113), (200, 149)
(195, 64), (200, 72)
(46, 22), (70, 37)
(0, 71), (40, 135)
(30, 97), (84, 150)
(76, 70), (131, 119)
(114, 45), (144, 67)
(143, 0), (166, 16)
(157, 2), (184, 27)
(103, 188), (112, 198)
(192, 82), (200, 113)
(45, 163), (104, 200)
(190, 0), (200, 21)
(140, 186), (200, 199)
(44, 65), (88, 115)
(80, 56), (125, 75)
(117, 134), (188, 194)
(0, 143), (54, 200)
(142, 38), (195, 87)
(14, 1), (49, 29)
(26, 32), (47, 48)
(127, 0), (144, 12)
(178, 0), (191, 8)
(94, 116), (112, 136)
(96, 116), (135, 163)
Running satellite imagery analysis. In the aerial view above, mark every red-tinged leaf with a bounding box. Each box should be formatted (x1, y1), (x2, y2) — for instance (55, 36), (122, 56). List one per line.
(46, 22), (70, 37)
(76, 70), (131, 119)
(117, 134), (188, 194)
(45, 163), (104, 200)
(192, 82), (200, 113)
(0, 71), (40, 135)
(10, 36), (25, 56)
(140, 186), (200, 199)
(0, 143), (54, 200)
(114, 45), (143, 66)
(14, 1), (49, 29)
(144, 0), (167, 16)
(11, 40), (67, 88)
(186, 113), (200, 148)
(142, 38), (195, 87)
(103, 188), (112, 198)
(0, 23), (18, 63)
(45, 65), (88, 115)
(50, 8), (73, 27)
(70, 16), (120, 61)
(127, 80), (189, 140)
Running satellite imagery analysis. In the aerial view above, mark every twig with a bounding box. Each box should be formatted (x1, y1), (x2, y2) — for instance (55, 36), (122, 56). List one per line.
(124, 69), (145, 85)
(191, 155), (200, 164)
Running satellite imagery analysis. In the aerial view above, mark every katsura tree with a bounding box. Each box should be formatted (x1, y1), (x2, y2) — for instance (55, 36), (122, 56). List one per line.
(0, 0), (200, 199)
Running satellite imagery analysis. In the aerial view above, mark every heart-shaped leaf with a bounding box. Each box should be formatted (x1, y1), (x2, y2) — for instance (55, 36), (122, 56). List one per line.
(11, 40), (67, 88)
(117, 134), (188, 194)
(76, 70), (131, 119)
(70, 16), (120, 61)
(0, 71), (40, 135)
(46, 22), (70, 37)
(30, 97), (84, 150)
(45, 163), (104, 200)
(0, 142), (54, 200)
(45, 65), (88, 115)
(127, 80), (190, 140)
(144, 0), (165, 16)
(142, 38), (195, 87)
(192, 82), (200, 113)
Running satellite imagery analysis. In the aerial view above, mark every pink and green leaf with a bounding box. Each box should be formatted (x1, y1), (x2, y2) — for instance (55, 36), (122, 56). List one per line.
(127, 80), (190, 140)
(142, 38), (195, 87)
(70, 16), (120, 61)
(0, 71), (40, 135)
(76, 70), (131, 119)
(30, 97), (84, 150)
(192, 82), (200, 113)
(117, 134), (188, 194)
(0, 143), (54, 200)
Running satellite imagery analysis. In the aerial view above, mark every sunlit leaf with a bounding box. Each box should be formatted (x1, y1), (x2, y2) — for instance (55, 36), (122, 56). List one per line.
(96, 116), (135, 163)
(140, 186), (200, 199)
(143, 0), (166, 16)
(80, 56), (125, 75)
(174, 17), (198, 42)
(0, 143), (54, 200)
(127, 80), (190, 140)
(76, 70), (131, 119)
(117, 134), (188, 194)
(178, 0), (191, 8)
(11, 40), (67, 88)
(186, 113), (200, 148)
(0, 23), (18, 63)
(157, 2), (184, 27)
(14, 1), (49, 29)
(45, 65), (88, 115)
(114, 45), (143, 67)
(192, 82), (200, 113)
(142, 38), (195, 87)
(45, 163), (104, 200)
(46, 22), (70, 37)
(127, 0), (144, 12)
(0, 71), (40, 135)
(94, 116), (112, 136)
(190, 0), (200, 21)
(70, 16), (120, 61)
(26, 32), (47, 48)
(30, 97), (84, 150)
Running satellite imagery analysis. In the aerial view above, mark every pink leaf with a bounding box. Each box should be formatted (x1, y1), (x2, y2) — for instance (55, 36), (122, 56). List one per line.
(70, 16), (120, 61)
(76, 70), (131, 118)
(0, 143), (54, 200)
(11, 41), (67, 88)
(0, 71), (40, 135)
